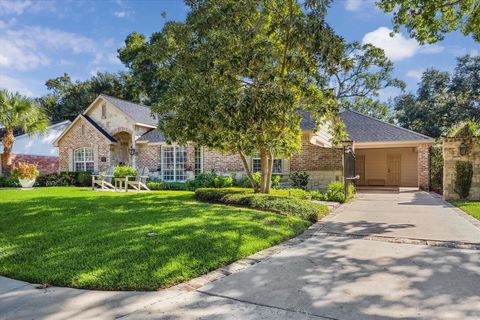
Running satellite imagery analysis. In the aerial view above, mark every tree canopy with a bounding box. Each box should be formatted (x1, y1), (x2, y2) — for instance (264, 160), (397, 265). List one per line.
(377, 0), (480, 44)
(331, 41), (405, 121)
(0, 89), (49, 175)
(39, 72), (143, 121)
(393, 55), (480, 138)
(119, 0), (347, 193)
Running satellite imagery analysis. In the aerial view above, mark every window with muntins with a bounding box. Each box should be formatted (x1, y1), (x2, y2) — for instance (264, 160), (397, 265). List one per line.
(74, 148), (94, 172)
(194, 146), (203, 176)
(252, 157), (282, 174)
(161, 145), (187, 181)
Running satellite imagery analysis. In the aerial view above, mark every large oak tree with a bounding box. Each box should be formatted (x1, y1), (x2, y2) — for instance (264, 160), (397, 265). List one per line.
(119, 0), (347, 193)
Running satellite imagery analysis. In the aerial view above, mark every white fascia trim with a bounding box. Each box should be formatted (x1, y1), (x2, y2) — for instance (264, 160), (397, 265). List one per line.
(135, 122), (157, 129)
(354, 140), (435, 149)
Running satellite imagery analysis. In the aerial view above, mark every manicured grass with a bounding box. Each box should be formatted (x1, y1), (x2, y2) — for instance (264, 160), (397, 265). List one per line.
(0, 187), (310, 290)
(453, 201), (480, 221)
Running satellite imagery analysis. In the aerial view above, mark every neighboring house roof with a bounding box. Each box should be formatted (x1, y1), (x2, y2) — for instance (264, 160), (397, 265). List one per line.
(1, 120), (71, 156)
(100, 95), (157, 127)
(82, 115), (117, 143)
(340, 109), (433, 142)
(137, 129), (165, 143)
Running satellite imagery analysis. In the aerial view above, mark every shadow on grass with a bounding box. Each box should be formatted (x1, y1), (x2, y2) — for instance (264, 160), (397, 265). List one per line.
(0, 188), (309, 291)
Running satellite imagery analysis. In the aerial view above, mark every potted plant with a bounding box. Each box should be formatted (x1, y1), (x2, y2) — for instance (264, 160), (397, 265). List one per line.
(13, 162), (39, 188)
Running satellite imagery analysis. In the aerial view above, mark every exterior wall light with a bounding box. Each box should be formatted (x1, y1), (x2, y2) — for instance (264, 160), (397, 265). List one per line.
(129, 146), (136, 156)
(459, 142), (468, 156)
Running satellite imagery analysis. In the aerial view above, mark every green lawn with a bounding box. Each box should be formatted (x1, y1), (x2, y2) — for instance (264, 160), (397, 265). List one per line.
(0, 187), (310, 290)
(453, 201), (480, 221)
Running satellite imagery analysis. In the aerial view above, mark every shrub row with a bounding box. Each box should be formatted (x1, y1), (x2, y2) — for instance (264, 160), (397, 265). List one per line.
(35, 171), (92, 187)
(146, 181), (188, 190)
(0, 171), (92, 188)
(195, 188), (328, 223)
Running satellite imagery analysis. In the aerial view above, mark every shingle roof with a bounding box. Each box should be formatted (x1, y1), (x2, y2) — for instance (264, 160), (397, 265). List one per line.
(299, 110), (316, 131)
(101, 95), (157, 127)
(340, 109), (433, 142)
(137, 129), (165, 143)
(82, 115), (117, 143)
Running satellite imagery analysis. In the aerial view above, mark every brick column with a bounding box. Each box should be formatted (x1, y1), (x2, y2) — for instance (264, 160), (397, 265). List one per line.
(417, 144), (430, 190)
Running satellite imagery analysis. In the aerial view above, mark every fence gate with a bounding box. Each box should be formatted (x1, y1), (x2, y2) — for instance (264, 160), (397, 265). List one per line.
(343, 145), (357, 198)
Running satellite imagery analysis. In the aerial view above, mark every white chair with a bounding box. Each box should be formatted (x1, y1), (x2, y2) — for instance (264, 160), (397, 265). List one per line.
(92, 166), (116, 191)
(126, 167), (150, 191)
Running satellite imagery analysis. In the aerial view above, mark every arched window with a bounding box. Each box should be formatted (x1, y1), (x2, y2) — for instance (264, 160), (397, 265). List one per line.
(74, 148), (94, 172)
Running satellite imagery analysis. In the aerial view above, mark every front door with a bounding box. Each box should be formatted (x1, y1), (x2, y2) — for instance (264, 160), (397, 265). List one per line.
(387, 154), (401, 186)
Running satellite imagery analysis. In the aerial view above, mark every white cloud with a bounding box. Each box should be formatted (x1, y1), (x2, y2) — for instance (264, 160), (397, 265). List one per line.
(0, 0), (54, 15)
(92, 52), (121, 65)
(0, 25), (97, 70)
(0, 0), (32, 15)
(345, 0), (363, 11)
(0, 75), (33, 96)
(406, 69), (424, 81)
(113, 10), (129, 18)
(362, 27), (444, 61)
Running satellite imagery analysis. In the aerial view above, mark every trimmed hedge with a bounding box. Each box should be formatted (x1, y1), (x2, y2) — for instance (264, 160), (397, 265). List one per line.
(35, 171), (92, 187)
(195, 188), (328, 223)
(0, 176), (19, 188)
(185, 172), (234, 191)
(146, 181), (187, 190)
(455, 161), (473, 199)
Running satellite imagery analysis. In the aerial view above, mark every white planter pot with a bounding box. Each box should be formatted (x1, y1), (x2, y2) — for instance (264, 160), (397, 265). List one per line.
(19, 178), (36, 188)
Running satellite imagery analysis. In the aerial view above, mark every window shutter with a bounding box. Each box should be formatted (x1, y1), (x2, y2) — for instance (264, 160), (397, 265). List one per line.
(68, 148), (73, 171)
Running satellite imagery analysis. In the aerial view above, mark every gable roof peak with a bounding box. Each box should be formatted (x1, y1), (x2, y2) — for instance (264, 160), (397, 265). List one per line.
(98, 94), (157, 127)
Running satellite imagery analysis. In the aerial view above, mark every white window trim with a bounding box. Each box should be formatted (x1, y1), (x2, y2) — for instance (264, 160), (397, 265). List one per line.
(161, 144), (187, 182)
(73, 147), (94, 172)
(251, 156), (283, 174)
(194, 146), (203, 176)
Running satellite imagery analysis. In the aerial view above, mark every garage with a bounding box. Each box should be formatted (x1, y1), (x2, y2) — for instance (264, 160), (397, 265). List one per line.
(340, 110), (435, 189)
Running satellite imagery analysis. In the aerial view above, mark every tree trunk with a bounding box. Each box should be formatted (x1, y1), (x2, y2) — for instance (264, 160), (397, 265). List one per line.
(1, 129), (14, 176)
(238, 149), (259, 192)
(259, 147), (269, 193)
(265, 151), (274, 194)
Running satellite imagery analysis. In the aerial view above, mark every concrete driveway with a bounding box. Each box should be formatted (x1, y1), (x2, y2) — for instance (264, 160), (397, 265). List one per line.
(321, 188), (480, 243)
(2, 189), (480, 319)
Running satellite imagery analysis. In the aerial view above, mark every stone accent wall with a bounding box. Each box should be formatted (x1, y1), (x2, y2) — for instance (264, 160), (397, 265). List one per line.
(57, 117), (111, 173)
(417, 144), (430, 190)
(7, 154), (59, 175)
(443, 138), (480, 200)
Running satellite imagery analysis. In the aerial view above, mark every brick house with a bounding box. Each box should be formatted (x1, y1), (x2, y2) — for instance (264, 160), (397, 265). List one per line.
(53, 95), (434, 190)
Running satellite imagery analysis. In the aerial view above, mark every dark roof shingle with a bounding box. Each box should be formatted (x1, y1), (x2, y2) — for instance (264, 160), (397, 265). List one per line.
(101, 95), (157, 126)
(340, 109), (433, 142)
(137, 129), (165, 143)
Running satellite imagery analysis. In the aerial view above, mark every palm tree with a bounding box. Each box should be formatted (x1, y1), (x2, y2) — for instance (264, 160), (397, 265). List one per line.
(0, 89), (49, 175)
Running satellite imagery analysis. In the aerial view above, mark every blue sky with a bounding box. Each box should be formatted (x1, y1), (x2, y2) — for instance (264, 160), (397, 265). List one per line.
(0, 0), (478, 100)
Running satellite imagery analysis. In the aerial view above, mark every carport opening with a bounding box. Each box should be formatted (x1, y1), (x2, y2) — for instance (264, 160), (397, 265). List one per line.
(355, 147), (419, 188)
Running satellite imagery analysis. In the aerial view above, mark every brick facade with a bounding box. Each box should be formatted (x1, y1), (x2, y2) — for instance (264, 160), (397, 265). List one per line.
(7, 154), (59, 175)
(136, 144), (161, 173)
(203, 149), (245, 173)
(417, 144), (430, 190)
(57, 117), (112, 173)
(291, 139), (343, 171)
